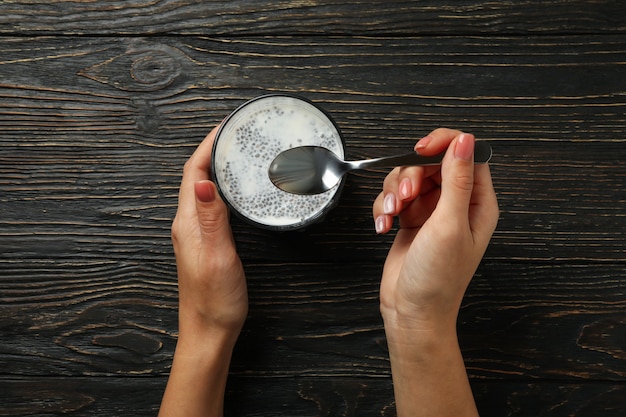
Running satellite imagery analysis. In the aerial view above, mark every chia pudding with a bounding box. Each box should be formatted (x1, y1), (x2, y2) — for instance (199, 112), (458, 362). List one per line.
(211, 94), (345, 230)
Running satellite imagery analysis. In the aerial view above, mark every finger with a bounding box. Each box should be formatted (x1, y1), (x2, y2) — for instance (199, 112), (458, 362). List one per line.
(373, 191), (394, 234)
(380, 168), (402, 216)
(194, 180), (235, 245)
(374, 128), (468, 234)
(382, 164), (430, 214)
(468, 164), (499, 242)
(415, 127), (463, 156)
(378, 127), (454, 213)
(178, 126), (221, 216)
(397, 185), (441, 229)
(382, 162), (443, 214)
(375, 163), (441, 233)
(437, 133), (476, 222)
(387, 128), (454, 203)
(397, 128), (460, 201)
(395, 166), (422, 201)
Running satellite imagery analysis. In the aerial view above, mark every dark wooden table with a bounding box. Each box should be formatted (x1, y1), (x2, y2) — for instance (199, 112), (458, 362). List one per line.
(1, 1), (625, 416)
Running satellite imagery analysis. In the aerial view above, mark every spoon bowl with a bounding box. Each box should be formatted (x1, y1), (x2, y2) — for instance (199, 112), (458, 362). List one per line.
(268, 141), (492, 195)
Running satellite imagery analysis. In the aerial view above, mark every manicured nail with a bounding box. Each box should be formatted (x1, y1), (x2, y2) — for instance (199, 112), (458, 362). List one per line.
(399, 178), (411, 200)
(415, 135), (433, 152)
(195, 180), (216, 203)
(383, 193), (396, 214)
(375, 215), (385, 234)
(455, 134), (475, 161)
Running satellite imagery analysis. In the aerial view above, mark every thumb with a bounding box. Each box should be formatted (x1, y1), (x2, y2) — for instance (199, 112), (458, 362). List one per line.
(194, 180), (231, 239)
(438, 133), (475, 219)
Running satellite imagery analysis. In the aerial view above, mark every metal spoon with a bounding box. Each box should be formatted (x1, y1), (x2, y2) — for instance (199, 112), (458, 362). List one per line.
(268, 141), (492, 195)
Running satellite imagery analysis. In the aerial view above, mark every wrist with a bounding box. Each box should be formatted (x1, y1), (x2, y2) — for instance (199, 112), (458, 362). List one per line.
(382, 317), (477, 417)
(380, 298), (459, 336)
(384, 317), (458, 349)
(160, 322), (237, 417)
(178, 304), (245, 347)
(177, 320), (241, 356)
(171, 325), (238, 392)
(381, 304), (461, 361)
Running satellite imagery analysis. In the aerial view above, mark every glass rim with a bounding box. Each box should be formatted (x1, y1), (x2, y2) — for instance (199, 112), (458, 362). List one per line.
(210, 93), (346, 231)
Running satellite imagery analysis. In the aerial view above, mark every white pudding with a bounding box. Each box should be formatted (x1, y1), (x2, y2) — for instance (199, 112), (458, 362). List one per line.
(211, 95), (345, 230)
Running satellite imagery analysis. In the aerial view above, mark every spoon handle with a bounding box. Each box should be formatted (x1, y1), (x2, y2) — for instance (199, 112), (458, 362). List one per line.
(349, 141), (492, 170)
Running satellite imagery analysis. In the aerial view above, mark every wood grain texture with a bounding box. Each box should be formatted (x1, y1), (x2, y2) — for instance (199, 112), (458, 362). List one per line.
(1, 36), (624, 265)
(2, 259), (625, 378)
(1, 2), (625, 416)
(0, 0), (624, 36)
(1, 377), (625, 417)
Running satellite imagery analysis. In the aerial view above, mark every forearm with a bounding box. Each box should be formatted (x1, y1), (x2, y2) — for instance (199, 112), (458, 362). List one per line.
(384, 319), (478, 417)
(159, 331), (236, 417)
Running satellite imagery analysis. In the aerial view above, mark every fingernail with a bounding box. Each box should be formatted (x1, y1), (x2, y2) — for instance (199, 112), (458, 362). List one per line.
(455, 134), (475, 161)
(383, 193), (396, 214)
(399, 178), (411, 200)
(375, 215), (385, 234)
(195, 180), (216, 203)
(415, 135), (433, 152)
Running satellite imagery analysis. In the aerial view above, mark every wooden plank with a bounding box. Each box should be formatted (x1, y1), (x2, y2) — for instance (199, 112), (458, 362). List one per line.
(1, 36), (624, 263)
(2, 262), (624, 381)
(1, 377), (165, 416)
(1, 33), (625, 416)
(2, 141), (625, 264)
(1, 376), (625, 416)
(0, 1), (624, 36)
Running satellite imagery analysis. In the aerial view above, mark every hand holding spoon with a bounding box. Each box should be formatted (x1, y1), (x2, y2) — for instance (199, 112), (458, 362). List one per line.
(268, 141), (492, 195)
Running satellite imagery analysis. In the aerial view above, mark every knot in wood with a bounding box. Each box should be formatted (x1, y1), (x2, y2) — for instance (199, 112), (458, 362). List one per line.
(130, 51), (180, 89)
